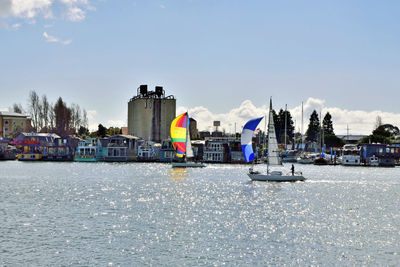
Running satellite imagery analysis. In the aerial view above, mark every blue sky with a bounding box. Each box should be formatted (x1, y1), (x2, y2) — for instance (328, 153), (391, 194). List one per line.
(1, 0), (400, 134)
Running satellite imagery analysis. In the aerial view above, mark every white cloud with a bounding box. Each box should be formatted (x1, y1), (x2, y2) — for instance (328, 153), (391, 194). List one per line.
(43, 31), (71, 45)
(65, 6), (85, 21)
(0, 0), (92, 22)
(179, 98), (400, 135)
(106, 120), (125, 128)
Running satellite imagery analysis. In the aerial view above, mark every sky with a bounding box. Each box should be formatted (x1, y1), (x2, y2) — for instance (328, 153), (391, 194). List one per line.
(1, 0), (400, 135)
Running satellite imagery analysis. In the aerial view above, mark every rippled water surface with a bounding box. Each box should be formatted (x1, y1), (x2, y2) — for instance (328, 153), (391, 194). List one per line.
(1, 161), (399, 266)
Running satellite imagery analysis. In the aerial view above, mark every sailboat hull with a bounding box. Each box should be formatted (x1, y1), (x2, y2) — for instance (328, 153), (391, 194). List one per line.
(171, 162), (206, 168)
(248, 172), (306, 182)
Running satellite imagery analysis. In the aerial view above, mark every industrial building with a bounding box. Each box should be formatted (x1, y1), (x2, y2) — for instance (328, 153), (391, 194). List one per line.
(127, 85), (176, 143)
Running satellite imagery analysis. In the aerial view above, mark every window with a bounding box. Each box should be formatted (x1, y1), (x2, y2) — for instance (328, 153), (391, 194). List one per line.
(5, 120), (8, 124)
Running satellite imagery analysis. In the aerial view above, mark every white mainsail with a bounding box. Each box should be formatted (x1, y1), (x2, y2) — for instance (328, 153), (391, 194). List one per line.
(186, 114), (194, 158)
(267, 98), (282, 166)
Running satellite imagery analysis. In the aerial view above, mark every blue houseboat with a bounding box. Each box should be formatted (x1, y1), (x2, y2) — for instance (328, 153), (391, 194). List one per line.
(74, 138), (109, 162)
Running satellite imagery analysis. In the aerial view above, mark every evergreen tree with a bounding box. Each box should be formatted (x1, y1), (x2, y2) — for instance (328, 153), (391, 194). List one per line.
(97, 124), (107, 138)
(272, 109), (280, 140)
(276, 109), (295, 144)
(323, 112), (334, 135)
(305, 110), (320, 142)
(54, 97), (71, 137)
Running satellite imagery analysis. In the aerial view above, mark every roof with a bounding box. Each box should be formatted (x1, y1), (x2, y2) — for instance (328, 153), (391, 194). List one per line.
(18, 132), (61, 138)
(109, 134), (139, 139)
(0, 111), (29, 118)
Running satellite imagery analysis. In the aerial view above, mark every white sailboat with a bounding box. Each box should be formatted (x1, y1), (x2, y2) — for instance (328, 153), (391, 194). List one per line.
(170, 112), (205, 168)
(245, 99), (306, 182)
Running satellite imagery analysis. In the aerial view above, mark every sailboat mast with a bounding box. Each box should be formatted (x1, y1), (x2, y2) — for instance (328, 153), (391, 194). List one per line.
(284, 104), (287, 150)
(301, 102), (303, 148)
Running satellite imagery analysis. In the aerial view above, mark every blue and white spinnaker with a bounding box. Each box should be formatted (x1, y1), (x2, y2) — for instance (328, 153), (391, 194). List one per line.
(241, 117), (263, 162)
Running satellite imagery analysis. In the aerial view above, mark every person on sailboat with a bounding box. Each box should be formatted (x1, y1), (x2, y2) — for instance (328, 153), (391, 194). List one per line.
(291, 164), (295, 176)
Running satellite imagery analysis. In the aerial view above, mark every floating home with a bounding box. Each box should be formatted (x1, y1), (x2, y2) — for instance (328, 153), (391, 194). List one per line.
(360, 143), (400, 167)
(137, 140), (160, 162)
(159, 139), (175, 162)
(105, 135), (138, 162)
(74, 138), (109, 162)
(0, 138), (16, 160)
(203, 137), (230, 163)
(13, 133), (60, 161)
(43, 136), (80, 161)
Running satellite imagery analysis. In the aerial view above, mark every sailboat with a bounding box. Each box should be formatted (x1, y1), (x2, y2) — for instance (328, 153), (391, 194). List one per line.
(170, 112), (205, 168)
(244, 99), (306, 182)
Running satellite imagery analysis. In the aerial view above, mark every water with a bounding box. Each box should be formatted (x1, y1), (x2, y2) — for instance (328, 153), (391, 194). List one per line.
(0, 161), (399, 266)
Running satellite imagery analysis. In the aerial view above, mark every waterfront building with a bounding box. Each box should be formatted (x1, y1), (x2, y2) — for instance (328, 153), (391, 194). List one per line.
(127, 85), (176, 143)
(189, 118), (200, 140)
(0, 111), (30, 138)
(105, 134), (138, 162)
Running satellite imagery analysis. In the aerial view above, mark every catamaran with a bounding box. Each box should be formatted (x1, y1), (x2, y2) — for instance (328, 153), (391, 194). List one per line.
(243, 99), (306, 182)
(170, 112), (205, 168)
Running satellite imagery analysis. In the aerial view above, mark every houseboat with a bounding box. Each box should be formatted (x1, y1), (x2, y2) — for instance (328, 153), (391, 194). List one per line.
(105, 135), (138, 162)
(159, 139), (175, 162)
(203, 138), (230, 163)
(13, 133), (59, 161)
(43, 136), (80, 161)
(341, 144), (361, 166)
(74, 138), (109, 162)
(137, 140), (159, 162)
(229, 139), (246, 164)
(360, 144), (400, 167)
(0, 138), (16, 160)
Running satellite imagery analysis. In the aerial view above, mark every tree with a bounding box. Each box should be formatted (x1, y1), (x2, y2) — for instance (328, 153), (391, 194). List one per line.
(276, 109), (295, 144)
(54, 97), (71, 137)
(324, 134), (345, 148)
(41, 95), (50, 132)
(373, 124), (399, 138)
(12, 103), (24, 114)
(97, 124), (107, 137)
(28, 90), (41, 132)
(78, 126), (89, 137)
(323, 112), (334, 135)
(374, 115), (383, 130)
(272, 108), (295, 144)
(305, 110), (320, 142)
(49, 103), (55, 131)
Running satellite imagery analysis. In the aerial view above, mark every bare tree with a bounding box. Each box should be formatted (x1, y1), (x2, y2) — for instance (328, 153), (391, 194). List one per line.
(41, 95), (50, 132)
(49, 103), (55, 131)
(28, 90), (40, 132)
(375, 115), (383, 130)
(83, 109), (88, 129)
